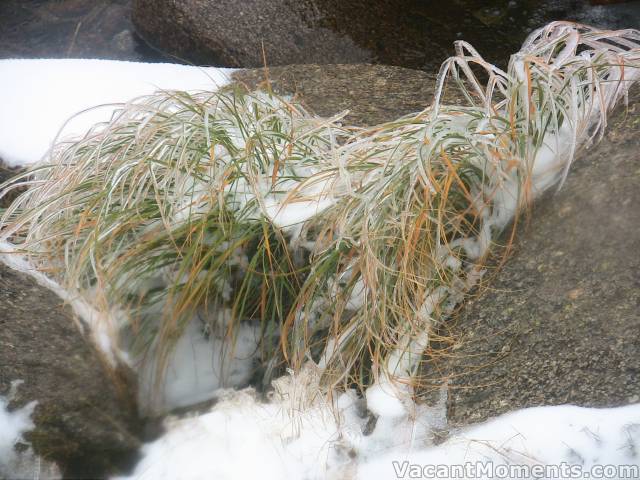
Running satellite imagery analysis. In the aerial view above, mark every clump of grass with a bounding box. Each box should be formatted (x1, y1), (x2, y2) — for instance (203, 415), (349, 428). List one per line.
(1, 22), (639, 399)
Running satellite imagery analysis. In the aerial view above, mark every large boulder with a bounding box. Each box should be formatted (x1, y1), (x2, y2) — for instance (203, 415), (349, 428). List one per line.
(131, 0), (640, 71)
(0, 262), (143, 478)
(426, 89), (640, 425)
(132, 0), (522, 71)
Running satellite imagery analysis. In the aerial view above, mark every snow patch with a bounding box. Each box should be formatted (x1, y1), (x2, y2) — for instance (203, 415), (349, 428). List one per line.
(138, 318), (260, 415)
(361, 403), (640, 480)
(119, 374), (640, 480)
(0, 59), (235, 167)
(118, 367), (447, 480)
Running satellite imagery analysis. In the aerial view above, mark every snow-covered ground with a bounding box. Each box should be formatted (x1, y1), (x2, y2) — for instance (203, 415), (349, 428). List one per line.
(119, 382), (640, 480)
(1, 58), (639, 480)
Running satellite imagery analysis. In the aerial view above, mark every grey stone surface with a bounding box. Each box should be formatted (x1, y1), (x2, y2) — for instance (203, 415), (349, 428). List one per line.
(424, 89), (640, 426)
(232, 63), (465, 126)
(132, 0), (537, 71)
(132, 0), (640, 71)
(0, 264), (143, 478)
(133, 0), (372, 68)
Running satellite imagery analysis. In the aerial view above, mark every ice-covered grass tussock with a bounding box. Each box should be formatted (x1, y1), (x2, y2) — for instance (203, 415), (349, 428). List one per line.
(0, 59), (235, 167)
(2, 22), (640, 410)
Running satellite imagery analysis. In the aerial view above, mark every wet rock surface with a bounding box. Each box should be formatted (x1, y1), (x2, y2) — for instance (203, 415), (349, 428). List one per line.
(0, 264), (143, 478)
(0, 0), (164, 61)
(133, 0), (640, 70)
(427, 89), (640, 426)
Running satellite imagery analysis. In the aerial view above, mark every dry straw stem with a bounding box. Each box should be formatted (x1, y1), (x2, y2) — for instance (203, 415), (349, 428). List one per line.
(1, 22), (639, 396)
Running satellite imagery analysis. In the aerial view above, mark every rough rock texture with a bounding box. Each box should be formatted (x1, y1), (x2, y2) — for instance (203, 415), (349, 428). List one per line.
(133, 0), (372, 67)
(132, 0), (640, 71)
(232, 64), (465, 126)
(0, 264), (143, 478)
(426, 89), (640, 426)
(132, 0), (518, 70)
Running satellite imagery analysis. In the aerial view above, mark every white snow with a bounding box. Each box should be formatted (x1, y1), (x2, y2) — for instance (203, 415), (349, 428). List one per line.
(117, 366), (446, 480)
(0, 59), (235, 167)
(361, 402), (640, 480)
(119, 373), (640, 480)
(138, 318), (260, 415)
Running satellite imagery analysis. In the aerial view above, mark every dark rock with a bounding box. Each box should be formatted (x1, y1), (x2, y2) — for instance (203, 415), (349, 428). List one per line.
(132, 0), (527, 71)
(132, 0), (640, 72)
(0, 162), (24, 209)
(424, 88), (640, 426)
(133, 0), (372, 68)
(0, 263), (143, 478)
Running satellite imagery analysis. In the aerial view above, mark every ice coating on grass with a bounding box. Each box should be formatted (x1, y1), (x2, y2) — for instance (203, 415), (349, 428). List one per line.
(1, 24), (640, 479)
